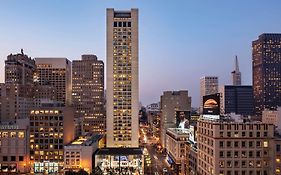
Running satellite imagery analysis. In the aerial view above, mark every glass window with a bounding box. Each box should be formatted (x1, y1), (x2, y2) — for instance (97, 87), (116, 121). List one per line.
(10, 132), (16, 138)
(2, 132), (8, 138)
(18, 132), (25, 138)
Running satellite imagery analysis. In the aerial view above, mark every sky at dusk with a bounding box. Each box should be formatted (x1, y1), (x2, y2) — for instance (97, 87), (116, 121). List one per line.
(1, 0), (281, 107)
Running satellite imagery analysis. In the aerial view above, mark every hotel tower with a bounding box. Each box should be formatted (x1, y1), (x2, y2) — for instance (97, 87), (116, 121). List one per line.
(106, 8), (139, 148)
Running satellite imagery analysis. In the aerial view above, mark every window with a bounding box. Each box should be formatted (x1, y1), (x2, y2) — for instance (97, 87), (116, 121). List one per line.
(249, 161), (254, 167)
(220, 151), (224, 158)
(264, 132), (268, 137)
(264, 141), (268, 148)
(234, 151), (239, 158)
(227, 141), (231, 147)
(234, 132), (239, 137)
(19, 156), (24, 161)
(234, 161), (239, 167)
(249, 151), (253, 158)
(2, 132), (8, 138)
(219, 161), (224, 168)
(128, 22), (131, 27)
(3, 156), (8, 161)
(242, 141), (246, 148)
(220, 141), (224, 148)
(227, 132), (231, 137)
(241, 151), (246, 158)
(18, 132), (25, 138)
(256, 151), (261, 157)
(242, 131), (246, 137)
(277, 144), (281, 152)
(249, 132), (253, 137)
(10, 132), (16, 138)
(114, 22), (117, 27)
(242, 161), (246, 167)
(257, 132), (260, 137)
(234, 141), (239, 147)
(227, 161), (232, 168)
(227, 151), (231, 158)
(11, 156), (16, 161)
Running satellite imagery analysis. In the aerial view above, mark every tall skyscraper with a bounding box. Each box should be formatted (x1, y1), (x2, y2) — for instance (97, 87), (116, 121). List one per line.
(72, 55), (105, 134)
(231, 55), (241, 86)
(106, 8), (139, 148)
(200, 76), (219, 112)
(34, 58), (72, 106)
(253, 33), (281, 116)
(5, 49), (36, 86)
(1, 50), (35, 122)
(160, 90), (191, 148)
(219, 85), (253, 116)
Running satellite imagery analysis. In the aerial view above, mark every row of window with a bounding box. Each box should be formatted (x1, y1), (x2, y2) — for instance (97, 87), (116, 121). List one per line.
(0, 132), (25, 138)
(0, 156), (24, 162)
(113, 21), (132, 28)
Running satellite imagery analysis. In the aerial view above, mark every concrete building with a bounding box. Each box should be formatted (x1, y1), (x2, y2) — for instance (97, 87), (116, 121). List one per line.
(64, 134), (103, 174)
(253, 33), (281, 117)
(0, 83), (33, 122)
(200, 76), (219, 113)
(219, 85), (253, 116)
(1, 50), (35, 122)
(0, 118), (30, 173)
(5, 49), (36, 86)
(166, 128), (189, 174)
(29, 101), (75, 174)
(106, 8), (139, 148)
(160, 90), (191, 148)
(72, 55), (105, 134)
(34, 58), (72, 106)
(197, 116), (275, 175)
(231, 56), (242, 86)
(262, 107), (281, 134)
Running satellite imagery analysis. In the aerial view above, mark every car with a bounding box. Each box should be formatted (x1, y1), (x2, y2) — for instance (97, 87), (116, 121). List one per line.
(163, 168), (168, 173)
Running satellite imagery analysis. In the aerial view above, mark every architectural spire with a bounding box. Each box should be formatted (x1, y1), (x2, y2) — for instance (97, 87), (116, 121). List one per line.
(235, 55), (239, 72)
(232, 55), (241, 86)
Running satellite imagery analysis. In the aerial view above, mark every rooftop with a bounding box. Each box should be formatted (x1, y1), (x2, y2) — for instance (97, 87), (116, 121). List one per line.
(67, 134), (103, 146)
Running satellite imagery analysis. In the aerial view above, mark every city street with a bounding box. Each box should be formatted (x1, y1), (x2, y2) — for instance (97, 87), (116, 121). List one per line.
(140, 124), (175, 175)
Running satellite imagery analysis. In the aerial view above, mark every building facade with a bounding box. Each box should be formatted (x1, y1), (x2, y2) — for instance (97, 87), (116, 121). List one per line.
(166, 128), (189, 174)
(200, 76), (219, 113)
(72, 55), (105, 134)
(160, 90), (191, 148)
(29, 102), (75, 173)
(106, 8), (139, 148)
(197, 117), (275, 175)
(0, 119), (30, 173)
(5, 49), (36, 86)
(0, 83), (34, 122)
(219, 85), (253, 116)
(253, 33), (281, 117)
(34, 58), (72, 106)
(64, 134), (103, 174)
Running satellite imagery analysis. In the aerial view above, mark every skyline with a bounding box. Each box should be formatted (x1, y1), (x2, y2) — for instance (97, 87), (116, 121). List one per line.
(1, 1), (281, 106)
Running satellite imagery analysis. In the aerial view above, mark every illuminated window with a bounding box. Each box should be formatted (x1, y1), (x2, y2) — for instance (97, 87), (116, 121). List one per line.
(277, 158), (281, 163)
(18, 132), (25, 138)
(10, 132), (16, 138)
(264, 141), (268, 148)
(2, 132), (8, 138)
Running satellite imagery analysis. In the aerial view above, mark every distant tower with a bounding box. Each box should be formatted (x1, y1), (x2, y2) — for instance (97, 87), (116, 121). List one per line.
(231, 56), (241, 86)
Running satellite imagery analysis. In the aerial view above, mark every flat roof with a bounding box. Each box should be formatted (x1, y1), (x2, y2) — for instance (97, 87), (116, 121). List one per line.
(67, 134), (103, 146)
(95, 148), (143, 155)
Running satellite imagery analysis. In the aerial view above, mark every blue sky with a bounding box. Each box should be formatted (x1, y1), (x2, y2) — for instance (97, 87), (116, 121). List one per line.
(1, 0), (281, 107)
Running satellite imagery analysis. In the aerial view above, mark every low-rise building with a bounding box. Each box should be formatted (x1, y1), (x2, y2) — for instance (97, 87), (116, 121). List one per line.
(0, 118), (30, 173)
(166, 128), (189, 174)
(64, 134), (103, 173)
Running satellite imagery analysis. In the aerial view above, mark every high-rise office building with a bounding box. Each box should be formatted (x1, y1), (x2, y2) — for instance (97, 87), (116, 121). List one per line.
(253, 33), (281, 116)
(200, 76), (219, 112)
(72, 55), (105, 134)
(106, 8), (139, 148)
(231, 56), (241, 86)
(160, 90), (191, 148)
(29, 101), (75, 174)
(1, 50), (35, 122)
(220, 85), (253, 116)
(5, 49), (36, 86)
(34, 58), (72, 106)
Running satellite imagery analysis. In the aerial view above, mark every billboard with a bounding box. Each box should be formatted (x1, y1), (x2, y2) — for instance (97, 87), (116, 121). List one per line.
(203, 93), (220, 115)
(176, 110), (191, 129)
